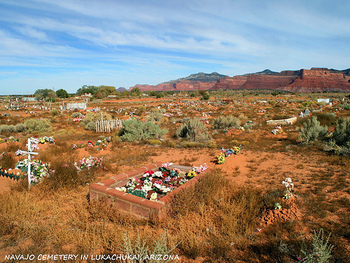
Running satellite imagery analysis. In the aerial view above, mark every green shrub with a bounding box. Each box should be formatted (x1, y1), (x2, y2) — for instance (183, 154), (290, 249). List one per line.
(15, 123), (26, 132)
(176, 118), (211, 142)
(212, 115), (241, 130)
(300, 229), (334, 263)
(121, 231), (177, 261)
(24, 118), (52, 133)
(85, 121), (96, 131)
(332, 117), (350, 149)
(201, 93), (210, 100)
(82, 112), (111, 126)
(119, 119), (168, 142)
(51, 108), (59, 116)
(299, 116), (328, 144)
(313, 113), (337, 126)
(0, 125), (10, 134)
(339, 103), (350, 110)
(8, 125), (15, 133)
(148, 108), (165, 122)
(71, 112), (82, 118)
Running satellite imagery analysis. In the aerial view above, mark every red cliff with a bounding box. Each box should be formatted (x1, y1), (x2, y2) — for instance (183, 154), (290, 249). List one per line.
(132, 68), (350, 93)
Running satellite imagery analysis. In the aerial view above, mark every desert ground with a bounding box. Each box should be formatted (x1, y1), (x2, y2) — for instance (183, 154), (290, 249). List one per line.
(0, 90), (349, 262)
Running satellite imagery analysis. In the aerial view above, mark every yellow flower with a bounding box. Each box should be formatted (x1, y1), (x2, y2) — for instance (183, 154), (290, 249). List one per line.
(187, 171), (197, 178)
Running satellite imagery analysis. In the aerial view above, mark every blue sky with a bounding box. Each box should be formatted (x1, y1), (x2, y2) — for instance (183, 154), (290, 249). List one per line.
(1, 0), (350, 95)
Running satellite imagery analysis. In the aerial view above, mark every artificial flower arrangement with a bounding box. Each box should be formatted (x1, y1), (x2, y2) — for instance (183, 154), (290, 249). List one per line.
(271, 126), (283, 135)
(38, 136), (55, 144)
(217, 145), (242, 164)
(15, 159), (51, 185)
(217, 153), (225, 164)
(0, 136), (19, 143)
(221, 146), (241, 157)
(0, 166), (22, 181)
(72, 138), (110, 150)
(282, 177), (294, 199)
(115, 163), (207, 201)
(74, 156), (103, 171)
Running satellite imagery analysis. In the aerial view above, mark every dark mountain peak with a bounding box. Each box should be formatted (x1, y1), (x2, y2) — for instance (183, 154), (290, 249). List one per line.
(244, 69), (279, 76)
(166, 72), (227, 84)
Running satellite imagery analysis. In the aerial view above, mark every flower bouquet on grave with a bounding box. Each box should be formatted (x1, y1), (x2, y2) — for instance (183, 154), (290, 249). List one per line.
(15, 159), (50, 185)
(0, 166), (22, 180)
(87, 141), (94, 147)
(186, 170), (197, 178)
(8, 136), (19, 142)
(282, 177), (294, 199)
(217, 153), (225, 164)
(221, 146), (241, 157)
(74, 156), (103, 171)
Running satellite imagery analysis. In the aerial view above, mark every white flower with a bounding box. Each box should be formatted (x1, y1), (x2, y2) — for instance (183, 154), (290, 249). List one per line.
(142, 185), (152, 192)
(153, 171), (163, 178)
(150, 193), (157, 201)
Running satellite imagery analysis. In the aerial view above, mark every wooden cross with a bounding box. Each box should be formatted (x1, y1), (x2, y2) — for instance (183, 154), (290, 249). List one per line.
(20, 138), (39, 190)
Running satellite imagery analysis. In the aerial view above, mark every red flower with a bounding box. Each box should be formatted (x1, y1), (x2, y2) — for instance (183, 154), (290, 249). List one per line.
(145, 170), (154, 175)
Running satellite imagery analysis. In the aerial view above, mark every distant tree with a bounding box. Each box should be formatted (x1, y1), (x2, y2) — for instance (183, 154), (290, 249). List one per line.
(34, 89), (57, 102)
(77, 85), (98, 96)
(130, 87), (141, 97)
(156, 92), (164, 98)
(148, 91), (158, 97)
(56, 89), (68, 98)
(201, 92), (210, 100)
(94, 92), (103, 99)
(99, 86), (116, 98)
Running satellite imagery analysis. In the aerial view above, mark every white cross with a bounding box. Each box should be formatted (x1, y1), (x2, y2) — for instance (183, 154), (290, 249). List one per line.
(20, 138), (39, 190)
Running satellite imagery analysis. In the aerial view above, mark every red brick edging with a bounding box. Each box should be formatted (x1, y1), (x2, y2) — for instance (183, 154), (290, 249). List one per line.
(89, 162), (209, 220)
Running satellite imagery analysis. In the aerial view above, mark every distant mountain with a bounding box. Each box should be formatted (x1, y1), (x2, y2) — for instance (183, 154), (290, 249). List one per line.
(166, 72), (227, 83)
(116, 87), (127, 92)
(330, 68), (350, 76)
(243, 69), (279, 76)
(132, 68), (350, 93)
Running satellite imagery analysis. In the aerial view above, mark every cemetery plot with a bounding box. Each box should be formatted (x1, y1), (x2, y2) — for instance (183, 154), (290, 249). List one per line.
(90, 162), (209, 219)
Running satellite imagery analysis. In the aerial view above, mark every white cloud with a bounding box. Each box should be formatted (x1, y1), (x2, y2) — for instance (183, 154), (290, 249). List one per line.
(0, 0), (350, 95)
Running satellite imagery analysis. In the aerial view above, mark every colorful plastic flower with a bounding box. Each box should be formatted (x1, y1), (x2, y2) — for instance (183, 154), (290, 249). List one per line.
(217, 153), (225, 164)
(150, 193), (157, 201)
(187, 171), (197, 178)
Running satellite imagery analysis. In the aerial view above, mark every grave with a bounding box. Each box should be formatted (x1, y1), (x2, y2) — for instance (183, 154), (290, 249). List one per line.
(89, 162), (209, 220)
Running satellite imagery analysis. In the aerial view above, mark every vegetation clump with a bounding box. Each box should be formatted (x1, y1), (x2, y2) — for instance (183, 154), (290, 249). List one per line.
(119, 118), (168, 142)
(212, 115), (241, 130)
(299, 116), (328, 144)
(176, 118), (211, 142)
(24, 118), (53, 133)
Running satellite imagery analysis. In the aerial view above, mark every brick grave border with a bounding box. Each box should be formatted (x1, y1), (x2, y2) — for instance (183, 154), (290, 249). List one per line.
(89, 162), (210, 220)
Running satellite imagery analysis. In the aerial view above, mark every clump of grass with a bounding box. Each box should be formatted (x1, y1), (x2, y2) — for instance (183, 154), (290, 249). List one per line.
(212, 115), (241, 130)
(176, 118), (211, 142)
(24, 118), (53, 134)
(299, 116), (328, 144)
(119, 118), (168, 142)
(300, 228), (334, 263)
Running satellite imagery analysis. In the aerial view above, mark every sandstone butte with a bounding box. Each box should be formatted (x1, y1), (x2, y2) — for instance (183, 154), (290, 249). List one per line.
(133, 68), (350, 93)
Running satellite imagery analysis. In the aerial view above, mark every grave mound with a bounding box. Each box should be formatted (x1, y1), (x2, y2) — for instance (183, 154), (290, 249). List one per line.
(89, 162), (209, 220)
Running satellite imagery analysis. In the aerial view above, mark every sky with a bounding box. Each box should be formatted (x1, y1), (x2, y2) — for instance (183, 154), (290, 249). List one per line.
(1, 0), (350, 95)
